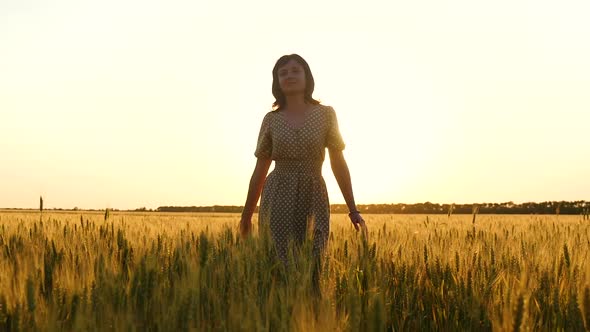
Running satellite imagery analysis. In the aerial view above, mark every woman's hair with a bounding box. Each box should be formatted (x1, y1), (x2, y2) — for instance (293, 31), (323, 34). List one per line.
(271, 54), (321, 111)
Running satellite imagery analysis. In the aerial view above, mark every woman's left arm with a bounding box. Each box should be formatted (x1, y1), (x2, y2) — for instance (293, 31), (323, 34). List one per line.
(329, 149), (367, 236)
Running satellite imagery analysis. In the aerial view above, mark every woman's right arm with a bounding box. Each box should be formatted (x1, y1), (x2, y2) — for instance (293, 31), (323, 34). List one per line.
(239, 157), (272, 237)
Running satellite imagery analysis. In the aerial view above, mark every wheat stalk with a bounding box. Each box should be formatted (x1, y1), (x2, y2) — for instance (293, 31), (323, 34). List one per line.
(513, 295), (525, 332)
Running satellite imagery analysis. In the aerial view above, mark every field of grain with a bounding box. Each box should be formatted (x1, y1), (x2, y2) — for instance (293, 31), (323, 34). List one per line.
(1, 211), (589, 331)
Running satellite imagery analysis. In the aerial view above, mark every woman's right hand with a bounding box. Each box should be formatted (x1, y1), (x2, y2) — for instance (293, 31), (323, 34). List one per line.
(239, 216), (252, 239)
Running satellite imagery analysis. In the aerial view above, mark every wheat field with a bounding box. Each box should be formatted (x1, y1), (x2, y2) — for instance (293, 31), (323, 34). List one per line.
(0, 210), (589, 331)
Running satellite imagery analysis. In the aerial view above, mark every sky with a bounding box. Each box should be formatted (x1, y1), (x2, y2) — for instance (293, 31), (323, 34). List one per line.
(1, 0), (589, 209)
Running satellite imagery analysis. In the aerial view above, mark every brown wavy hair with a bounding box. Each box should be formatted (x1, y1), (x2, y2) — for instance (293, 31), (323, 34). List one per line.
(271, 54), (321, 111)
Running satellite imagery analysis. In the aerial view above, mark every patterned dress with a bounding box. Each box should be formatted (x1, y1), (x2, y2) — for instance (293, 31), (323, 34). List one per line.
(254, 104), (346, 266)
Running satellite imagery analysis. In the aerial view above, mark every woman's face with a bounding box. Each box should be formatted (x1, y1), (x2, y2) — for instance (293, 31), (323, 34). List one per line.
(277, 59), (306, 96)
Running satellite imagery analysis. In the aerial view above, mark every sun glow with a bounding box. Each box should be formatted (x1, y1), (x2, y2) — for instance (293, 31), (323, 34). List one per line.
(1, 0), (589, 209)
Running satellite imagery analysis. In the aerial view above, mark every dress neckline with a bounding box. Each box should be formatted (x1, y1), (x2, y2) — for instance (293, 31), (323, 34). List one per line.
(278, 104), (322, 131)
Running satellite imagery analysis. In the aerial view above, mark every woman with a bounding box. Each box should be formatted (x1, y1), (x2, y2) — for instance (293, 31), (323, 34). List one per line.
(239, 54), (367, 292)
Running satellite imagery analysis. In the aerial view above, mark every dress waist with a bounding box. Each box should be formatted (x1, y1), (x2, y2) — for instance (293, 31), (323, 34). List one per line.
(273, 159), (323, 176)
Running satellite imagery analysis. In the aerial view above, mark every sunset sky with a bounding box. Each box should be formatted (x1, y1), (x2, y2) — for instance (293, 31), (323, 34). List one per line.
(1, 0), (589, 209)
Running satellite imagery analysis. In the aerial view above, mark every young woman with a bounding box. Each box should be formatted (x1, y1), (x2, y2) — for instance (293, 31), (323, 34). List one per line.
(239, 54), (367, 293)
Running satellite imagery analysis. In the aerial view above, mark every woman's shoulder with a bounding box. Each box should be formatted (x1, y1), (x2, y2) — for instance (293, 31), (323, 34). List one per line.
(262, 110), (279, 120)
(261, 104), (334, 119)
(259, 110), (280, 129)
(318, 103), (335, 111)
(317, 104), (337, 117)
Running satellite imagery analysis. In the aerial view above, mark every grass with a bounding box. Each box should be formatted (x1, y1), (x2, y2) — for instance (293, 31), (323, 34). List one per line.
(0, 211), (589, 331)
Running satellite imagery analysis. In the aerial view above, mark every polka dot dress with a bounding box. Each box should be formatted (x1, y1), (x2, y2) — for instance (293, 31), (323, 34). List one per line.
(254, 104), (346, 266)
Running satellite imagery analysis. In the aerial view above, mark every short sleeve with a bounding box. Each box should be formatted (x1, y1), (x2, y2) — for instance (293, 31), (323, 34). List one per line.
(326, 106), (345, 151)
(254, 112), (273, 158)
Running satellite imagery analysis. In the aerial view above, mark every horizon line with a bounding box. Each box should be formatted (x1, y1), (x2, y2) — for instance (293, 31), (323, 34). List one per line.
(2, 199), (588, 211)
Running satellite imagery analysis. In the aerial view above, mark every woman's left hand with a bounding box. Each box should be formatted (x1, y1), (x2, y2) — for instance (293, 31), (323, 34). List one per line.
(349, 212), (368, 240)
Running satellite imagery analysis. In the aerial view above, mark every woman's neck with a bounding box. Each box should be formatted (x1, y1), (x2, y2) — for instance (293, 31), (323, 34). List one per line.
(284, 94), (307, 111)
